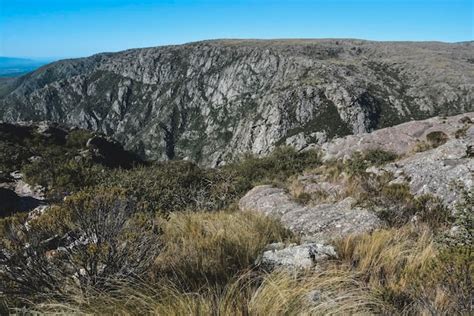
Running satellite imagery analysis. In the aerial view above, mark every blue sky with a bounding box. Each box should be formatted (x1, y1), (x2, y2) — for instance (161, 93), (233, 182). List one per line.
(0, 0), (472, 58)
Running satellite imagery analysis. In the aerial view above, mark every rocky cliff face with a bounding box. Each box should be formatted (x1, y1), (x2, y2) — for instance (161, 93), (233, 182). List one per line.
(1, 39), (473, 166)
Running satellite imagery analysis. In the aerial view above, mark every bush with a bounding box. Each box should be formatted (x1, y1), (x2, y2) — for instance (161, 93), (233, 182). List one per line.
(65, 129), (93, 148)
(220, 146), (321, 195)
(100, 161), (218, 215)
(360, 178), (451, 229)
(0, 141), (31, 173)
(426, 131), (449, 148)
(22, 156), (105, 198)
(455, 125), (470, 139)
(345, 149), (398, 176)
(97, 147), (322, 216)
(0, 188), (162, 301)
(411, 140), (432, 153)
(411, 245), (473, 314)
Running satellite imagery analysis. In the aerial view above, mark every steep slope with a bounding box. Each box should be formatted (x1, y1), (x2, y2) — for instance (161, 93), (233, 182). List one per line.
(0, 39), (473, 166)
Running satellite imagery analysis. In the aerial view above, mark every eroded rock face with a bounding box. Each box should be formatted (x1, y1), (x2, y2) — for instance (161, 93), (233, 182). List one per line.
(239, 185), (382, 242)
(1, 40), (472, 166)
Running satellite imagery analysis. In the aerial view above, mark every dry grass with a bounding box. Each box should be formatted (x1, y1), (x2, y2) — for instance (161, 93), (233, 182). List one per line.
(24, 268), (380, 315)
(335, 226), (472, 314)
(153, 210), (293, 290)
(13, 223), (472, 315)
(411, 140), (433, 153)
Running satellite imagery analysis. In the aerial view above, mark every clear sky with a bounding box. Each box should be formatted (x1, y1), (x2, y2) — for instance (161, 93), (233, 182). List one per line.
(0, 0), (472, 59)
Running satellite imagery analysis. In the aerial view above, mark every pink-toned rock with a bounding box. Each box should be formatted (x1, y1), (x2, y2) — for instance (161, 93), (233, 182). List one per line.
(316, 113), (474, 161)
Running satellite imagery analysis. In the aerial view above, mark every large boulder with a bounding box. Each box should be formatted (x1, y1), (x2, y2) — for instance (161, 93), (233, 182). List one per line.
(239, 185), (382, 242)
(0, 188), (20, 217)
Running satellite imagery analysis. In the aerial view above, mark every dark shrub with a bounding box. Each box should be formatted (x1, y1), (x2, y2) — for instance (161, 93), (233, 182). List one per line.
(426, 131), (448, 148)
(0, 188), (162, 298)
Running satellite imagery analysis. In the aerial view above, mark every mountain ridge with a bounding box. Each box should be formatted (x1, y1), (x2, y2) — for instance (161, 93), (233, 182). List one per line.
(0, 39), (473, 166)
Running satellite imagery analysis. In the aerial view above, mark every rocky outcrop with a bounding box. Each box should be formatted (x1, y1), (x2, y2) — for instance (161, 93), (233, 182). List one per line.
(303, 113), (473, 209)
(1, 40), (472, 166)
(0, 121), (143, 172)
(239, 185), (382, 242)
(257, 242), (337, 270)
(0, 172), (45, 217)
(86, 135), (142, 168)
(315, 112), (474, 161)
(381, 128), (473, 209)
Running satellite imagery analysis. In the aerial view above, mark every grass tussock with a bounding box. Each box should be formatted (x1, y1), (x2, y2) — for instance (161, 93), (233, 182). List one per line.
(335, 226), (473, 314)
(154, 211), (293, 290)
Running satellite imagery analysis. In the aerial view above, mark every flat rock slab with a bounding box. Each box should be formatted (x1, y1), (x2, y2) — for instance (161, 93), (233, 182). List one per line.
(239, 185), (381, 241)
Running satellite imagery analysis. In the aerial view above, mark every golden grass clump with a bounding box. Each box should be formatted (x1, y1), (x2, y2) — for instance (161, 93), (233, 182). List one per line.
(153, 210), (293, 289)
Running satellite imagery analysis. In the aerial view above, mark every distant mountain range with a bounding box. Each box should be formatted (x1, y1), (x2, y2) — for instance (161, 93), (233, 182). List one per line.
(0, 57), (53, 77)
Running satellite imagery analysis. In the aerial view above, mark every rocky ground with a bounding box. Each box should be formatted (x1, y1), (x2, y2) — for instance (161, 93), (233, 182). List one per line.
(0, 112), (472, 314)
(239, 113), (473, 269)
(2, 113), (472, 267)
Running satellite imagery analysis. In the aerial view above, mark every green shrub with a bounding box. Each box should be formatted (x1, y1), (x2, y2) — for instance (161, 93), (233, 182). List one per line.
(364, 148), (398, 166)
(65, 129), (93, 148)
(411, 245), (473, 314)
(355, 174), (451, 229)
(454, 125), (470, 139)
(97, 147), (322, 216)
(221, 146), (321, 193)
(0, 141), (32, 173)
(100, 161), (216, 215)
(459, 116), (472, 124)
(22, 157), (105, 198)
(411, 140), (432, 153)
(345, 149), (398, 176)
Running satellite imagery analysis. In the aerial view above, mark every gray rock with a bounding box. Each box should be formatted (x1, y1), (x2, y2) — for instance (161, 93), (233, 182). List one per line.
(239, 185), (382, 241)
(258, 242), (337, 270)
(381, 136), (473, 210)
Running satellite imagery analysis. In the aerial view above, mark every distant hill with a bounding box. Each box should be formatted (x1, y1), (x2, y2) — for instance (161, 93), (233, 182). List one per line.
(0, 57), (51, 77)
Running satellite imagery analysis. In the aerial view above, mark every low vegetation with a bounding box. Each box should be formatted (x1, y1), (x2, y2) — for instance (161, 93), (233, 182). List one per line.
(1, 137), (472, 314)
(3, 220), (470, 315)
